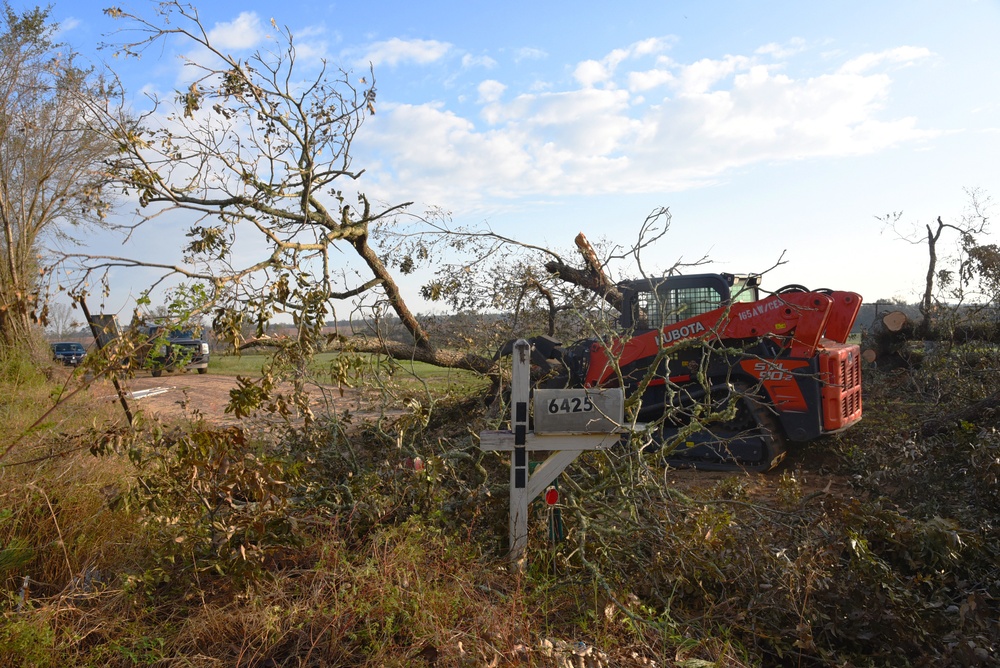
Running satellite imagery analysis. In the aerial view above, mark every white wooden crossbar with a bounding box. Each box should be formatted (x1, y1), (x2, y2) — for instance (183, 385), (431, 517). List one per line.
(479, 339), (624, 567)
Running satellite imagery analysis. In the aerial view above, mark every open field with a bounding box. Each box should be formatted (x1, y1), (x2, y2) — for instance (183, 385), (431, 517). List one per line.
(207, 351), (490, 396)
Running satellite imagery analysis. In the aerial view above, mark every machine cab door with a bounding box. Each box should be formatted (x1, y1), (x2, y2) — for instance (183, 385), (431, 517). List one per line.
(618, 273), (760, 331)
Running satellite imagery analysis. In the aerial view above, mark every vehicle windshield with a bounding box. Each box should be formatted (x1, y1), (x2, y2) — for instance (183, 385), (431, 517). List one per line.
(53, 343), (84, 353)
(169, 329), (199, 339)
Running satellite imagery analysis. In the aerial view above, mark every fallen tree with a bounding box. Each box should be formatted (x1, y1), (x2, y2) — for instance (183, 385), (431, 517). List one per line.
(862, 309), (917, 369)
(58, 2), (686, 393)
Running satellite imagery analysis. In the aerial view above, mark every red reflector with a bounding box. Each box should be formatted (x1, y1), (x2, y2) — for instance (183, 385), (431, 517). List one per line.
(544, 487), (559, 506)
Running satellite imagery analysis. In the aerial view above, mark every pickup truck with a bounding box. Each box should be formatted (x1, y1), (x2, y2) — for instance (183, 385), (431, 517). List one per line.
(141, 326), (210, 377)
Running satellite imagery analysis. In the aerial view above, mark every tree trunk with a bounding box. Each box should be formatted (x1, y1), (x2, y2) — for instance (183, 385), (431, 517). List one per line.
(919, 217), (943, 337)
(330, 336), (500, 375)
(881, 310), (908, 333)
(0, 207), (35, 351)
(0, 289), (35, 352)
(350, 232), (434, 351)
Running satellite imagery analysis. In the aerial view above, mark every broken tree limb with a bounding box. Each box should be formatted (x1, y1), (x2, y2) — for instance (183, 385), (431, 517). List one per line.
(543, 232), (624, 312)
(325, 335), (500, 375)
(920, 390), (1000, 437)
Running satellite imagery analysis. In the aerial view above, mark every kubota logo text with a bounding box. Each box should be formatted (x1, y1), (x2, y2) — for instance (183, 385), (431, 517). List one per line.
(661, 321), (706, 344)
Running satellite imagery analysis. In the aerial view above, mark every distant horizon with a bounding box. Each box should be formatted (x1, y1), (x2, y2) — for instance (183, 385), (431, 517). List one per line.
(50, 297), (961, 343)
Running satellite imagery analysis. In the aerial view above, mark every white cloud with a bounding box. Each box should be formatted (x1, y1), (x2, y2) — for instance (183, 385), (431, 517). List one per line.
(208, 12), (264, 50)
(573, 60), (610, 88)
(628, 68), (675, 92)
(838, 46), (932, 75)
(55, 17), (81, 36)
(358, 38), (451, 68)
(353, 41), (938, 213)
(358, 103), (535, 207)
(514, 47), (548, 63)
(631, 37), (672, 58)
(168, 11), (267, 84)
(756, 38), (807, 59)
(573, 37), (673, 88)
(477, 79), (506, 104)
(512, 89), (636, 159)
(462, 53), (497, 69)
(675, 55), (753, 94)
(290, 24), (336, 63)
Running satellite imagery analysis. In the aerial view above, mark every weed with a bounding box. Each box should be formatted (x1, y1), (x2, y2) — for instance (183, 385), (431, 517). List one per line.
(774, 470), (802, 508)
(0, 614), (56, 667)
(105, 636), (166, 666)
(0, 511), (32, 578)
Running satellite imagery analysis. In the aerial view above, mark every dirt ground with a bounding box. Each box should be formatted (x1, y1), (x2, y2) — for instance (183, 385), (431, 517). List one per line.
(123, 373), (240, 423)
(119, 371), (371, 424)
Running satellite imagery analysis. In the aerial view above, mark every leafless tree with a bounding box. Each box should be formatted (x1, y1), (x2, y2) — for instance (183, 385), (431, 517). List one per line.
(44, 301), (81, 338)
(880, 187), (995, 335)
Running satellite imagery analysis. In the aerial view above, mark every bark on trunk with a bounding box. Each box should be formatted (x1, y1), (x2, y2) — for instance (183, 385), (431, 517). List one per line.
(919, 217), (943, 337)
(862, 310), (917, 370)
(350, 233), (434, 351)
(329, 336), (500, 374)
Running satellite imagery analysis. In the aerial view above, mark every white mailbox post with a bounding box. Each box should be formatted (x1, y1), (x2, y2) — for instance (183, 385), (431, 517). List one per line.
(479, 339), (624, 566)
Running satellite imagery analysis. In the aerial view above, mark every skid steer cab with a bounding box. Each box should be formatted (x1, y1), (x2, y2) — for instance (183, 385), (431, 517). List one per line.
(504, 273), (863, 471)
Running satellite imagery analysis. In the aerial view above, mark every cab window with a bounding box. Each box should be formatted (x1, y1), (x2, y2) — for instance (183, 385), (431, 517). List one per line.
(635, 285), (725, 328)
(730, 276), (759, 303)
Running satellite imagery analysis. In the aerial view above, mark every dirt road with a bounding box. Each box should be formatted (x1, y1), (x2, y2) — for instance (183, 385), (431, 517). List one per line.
(121, 372), (370, 424)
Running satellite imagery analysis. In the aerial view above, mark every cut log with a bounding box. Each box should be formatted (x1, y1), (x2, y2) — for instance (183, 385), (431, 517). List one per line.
(881, 310), (908, 332)
(862, 310), (917, 370)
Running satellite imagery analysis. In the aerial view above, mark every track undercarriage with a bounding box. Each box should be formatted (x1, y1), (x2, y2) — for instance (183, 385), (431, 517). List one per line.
(648, 385), (789, 472)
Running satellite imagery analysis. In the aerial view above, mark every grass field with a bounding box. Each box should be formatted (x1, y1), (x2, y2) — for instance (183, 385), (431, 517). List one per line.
(208, 350), (490, 396)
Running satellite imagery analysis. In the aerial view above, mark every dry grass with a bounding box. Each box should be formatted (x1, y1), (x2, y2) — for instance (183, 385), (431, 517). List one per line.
(2, 344), (999, 667)
(152, 523), (533, 667)
(0, 351), (152, 667)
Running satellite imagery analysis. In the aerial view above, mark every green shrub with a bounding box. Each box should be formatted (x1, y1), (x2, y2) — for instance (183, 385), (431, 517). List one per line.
(0, 615), (56, 668)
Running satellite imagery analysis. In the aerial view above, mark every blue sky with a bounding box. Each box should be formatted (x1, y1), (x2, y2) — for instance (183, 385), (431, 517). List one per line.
(47, 0), (1000, 316)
